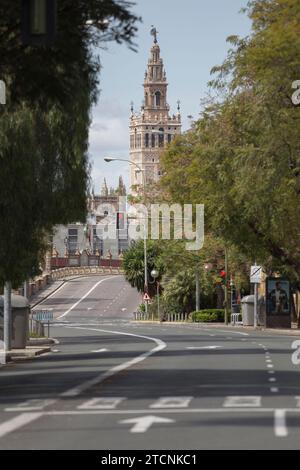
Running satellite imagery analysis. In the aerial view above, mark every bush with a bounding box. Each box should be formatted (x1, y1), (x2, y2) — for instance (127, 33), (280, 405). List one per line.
(191, 309), (225, 323)
(138, 303), (146, 313)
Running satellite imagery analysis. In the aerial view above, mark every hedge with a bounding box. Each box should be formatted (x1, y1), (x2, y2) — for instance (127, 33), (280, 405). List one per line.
(191, 309), (225, 323)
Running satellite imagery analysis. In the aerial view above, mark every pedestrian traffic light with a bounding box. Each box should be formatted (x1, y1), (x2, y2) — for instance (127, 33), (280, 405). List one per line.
(116, 212), (125, 230)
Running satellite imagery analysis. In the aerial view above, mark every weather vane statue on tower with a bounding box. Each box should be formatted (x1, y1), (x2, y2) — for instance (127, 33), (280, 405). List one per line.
(150, 25), (158, 43)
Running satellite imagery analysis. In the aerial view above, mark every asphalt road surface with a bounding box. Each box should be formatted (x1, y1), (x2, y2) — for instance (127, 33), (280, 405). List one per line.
(0, 275), (300, 450)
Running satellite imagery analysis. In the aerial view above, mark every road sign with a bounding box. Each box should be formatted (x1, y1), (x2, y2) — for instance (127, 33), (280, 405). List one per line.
(32, 310), (53, 322)
(143, 293), (150, 302)
(250, 266), (262, 284)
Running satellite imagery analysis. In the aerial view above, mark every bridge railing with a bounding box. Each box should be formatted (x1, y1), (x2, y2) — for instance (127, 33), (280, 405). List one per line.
(51, 265), (123, 280)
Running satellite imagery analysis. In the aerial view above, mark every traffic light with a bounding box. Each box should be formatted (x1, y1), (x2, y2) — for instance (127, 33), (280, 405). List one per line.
(219, 270), (227, 285)
(116, 212), (125, 230)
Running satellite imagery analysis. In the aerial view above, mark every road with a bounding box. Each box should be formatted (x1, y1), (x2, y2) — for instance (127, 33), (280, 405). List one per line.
(0, 274), (300, 450)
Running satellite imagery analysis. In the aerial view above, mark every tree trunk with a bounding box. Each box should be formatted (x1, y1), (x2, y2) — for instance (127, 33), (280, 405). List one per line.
(216, 284), (225, 309)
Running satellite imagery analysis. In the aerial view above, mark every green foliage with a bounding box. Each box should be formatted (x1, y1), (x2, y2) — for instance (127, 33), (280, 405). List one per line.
(137, 303), (145, 313)
(160, 0), (300, 284)
(0, 1), (139, 286)
(122, 240), (164, 296)
(191, 310), (225, 323)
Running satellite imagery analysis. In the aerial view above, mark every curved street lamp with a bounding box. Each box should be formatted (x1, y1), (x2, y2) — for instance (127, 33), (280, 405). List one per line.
(104, 157), (149, 315)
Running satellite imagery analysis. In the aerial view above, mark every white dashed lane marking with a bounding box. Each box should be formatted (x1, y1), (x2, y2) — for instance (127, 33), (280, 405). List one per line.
(223, 396), (262, 408)
(78, 397), (125, 410)
(150, 397), (193, 409)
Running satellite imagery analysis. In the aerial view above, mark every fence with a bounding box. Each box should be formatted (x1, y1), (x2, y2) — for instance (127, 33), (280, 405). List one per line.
(133, 312), (189, 322)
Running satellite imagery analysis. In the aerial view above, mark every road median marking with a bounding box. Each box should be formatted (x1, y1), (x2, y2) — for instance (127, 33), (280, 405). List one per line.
(0, 413), (43, 439)
(274, 409), (288, 437)
(60, 326), (167, 397)
(57, 276), (117, 319)
(186, 346), (223, 350)
(91, 348), (109, 353)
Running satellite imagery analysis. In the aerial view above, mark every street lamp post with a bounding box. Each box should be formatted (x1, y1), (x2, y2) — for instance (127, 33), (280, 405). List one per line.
(104, 157), (149, 315)
(151, 269), (160, 322)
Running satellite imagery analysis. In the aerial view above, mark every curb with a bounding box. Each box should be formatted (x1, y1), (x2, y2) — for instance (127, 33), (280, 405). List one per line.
(5, 346), (52, 362)
(130, 320), (300, 336)
(27, 338), (57, 347)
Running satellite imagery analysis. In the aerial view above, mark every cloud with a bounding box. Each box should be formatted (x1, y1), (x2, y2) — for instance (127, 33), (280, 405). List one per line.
(89, 98), (130, 190)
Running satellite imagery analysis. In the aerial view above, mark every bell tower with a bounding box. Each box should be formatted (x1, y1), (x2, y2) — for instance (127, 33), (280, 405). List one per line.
(129, 27), (182, 192)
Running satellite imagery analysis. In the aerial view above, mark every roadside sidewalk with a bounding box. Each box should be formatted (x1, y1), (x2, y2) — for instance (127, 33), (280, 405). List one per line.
(189, 322), (300, 336)
(0, 281), (65, 366)
(1, 338), (57, 365)
(30, 279), (66, 308)
(131, 320), (300, 336)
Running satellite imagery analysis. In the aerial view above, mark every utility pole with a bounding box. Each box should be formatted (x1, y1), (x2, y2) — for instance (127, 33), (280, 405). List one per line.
(4, 281), (12, 351)
(195, 268), (200, 311)
(254, 261), (258, 328)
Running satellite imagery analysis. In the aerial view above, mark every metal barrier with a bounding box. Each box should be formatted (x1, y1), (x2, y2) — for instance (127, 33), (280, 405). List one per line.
(133, 312), (150, 321)
(133, 312), (189, 322)
(29, 318), (45, 337)
(231, 313), (243, 326)
(166, 313), (189, 322)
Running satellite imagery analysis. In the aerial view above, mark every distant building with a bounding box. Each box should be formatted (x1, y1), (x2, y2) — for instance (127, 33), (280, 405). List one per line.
(52, 177), (129, 261)
(129, 28), (182, 191)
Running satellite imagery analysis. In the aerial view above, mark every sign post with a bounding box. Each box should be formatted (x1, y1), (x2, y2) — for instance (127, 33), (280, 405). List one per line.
(32, 310), (53, 338)
(250, 266), (262, 328)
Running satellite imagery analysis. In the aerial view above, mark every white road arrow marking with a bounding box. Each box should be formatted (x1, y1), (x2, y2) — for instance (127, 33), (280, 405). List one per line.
(186, 346), (223, 350)
(120, 415), (174, 433)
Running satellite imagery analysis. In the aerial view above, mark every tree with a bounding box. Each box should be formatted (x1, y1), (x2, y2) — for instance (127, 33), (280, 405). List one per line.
(160, 0), (300, 284)
(0, 0), (139, 347)
(123, 240), (163, 297)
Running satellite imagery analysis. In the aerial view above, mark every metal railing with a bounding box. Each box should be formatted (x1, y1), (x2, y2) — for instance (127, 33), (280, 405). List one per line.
(133, 312), (189, 322)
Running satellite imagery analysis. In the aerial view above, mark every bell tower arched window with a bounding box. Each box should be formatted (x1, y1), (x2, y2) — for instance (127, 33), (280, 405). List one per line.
(154, 91), (161, 107)
(151, 133), (156, 148)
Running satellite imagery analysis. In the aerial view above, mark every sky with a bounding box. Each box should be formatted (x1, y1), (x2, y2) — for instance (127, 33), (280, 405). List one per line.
(89, 0), (252, 192)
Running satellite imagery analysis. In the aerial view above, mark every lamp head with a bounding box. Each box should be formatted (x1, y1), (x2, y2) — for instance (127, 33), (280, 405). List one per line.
(151, 269), (159, 279)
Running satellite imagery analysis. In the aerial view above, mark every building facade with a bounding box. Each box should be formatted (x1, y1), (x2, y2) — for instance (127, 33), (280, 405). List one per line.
(129, 28), (182, 190)
(52, 178), (129, 262)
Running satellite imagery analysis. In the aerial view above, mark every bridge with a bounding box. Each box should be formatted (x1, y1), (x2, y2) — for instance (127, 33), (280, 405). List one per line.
(51, 264), (123, 280)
